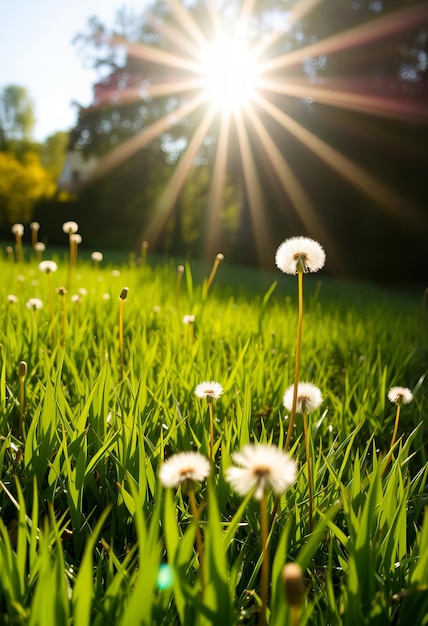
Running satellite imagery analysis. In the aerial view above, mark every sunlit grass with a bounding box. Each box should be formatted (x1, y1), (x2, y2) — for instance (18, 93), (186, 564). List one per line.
(0, 246), (426, 625)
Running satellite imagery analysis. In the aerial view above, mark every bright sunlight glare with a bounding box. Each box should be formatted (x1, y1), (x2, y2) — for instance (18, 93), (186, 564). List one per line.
(199, 38), (259, 111)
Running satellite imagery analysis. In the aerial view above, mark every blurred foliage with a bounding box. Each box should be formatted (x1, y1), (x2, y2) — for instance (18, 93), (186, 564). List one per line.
(0, 151), (56, 224)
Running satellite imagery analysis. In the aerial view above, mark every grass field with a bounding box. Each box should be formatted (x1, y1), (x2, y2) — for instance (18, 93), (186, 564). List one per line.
(0, 238), (427, 625)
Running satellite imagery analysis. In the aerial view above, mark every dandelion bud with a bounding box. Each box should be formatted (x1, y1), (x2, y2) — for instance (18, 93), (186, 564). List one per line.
(282, 563), (305, 608)
(19, 361), (27, 378)
(120, 287), (129, 301)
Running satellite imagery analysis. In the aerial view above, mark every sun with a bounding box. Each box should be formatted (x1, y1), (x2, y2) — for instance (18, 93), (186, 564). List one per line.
(199, 37), (259, 111)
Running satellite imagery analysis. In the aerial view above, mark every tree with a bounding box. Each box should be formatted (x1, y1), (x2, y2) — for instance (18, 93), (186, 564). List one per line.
(0, 150), (56, 224)
(0, 85), (35, 149)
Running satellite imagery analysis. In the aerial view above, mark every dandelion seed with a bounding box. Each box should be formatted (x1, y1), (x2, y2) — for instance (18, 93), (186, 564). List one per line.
(195, 381), (223, 400)
(225, 444), (297, 500)
(275, 236), (325, 275)
(283, 382), (323, 415)
(159, 451), (210, 489)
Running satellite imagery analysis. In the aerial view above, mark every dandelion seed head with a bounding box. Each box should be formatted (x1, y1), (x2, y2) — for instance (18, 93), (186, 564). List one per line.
(26, 298), (43, 311)
(30, 221), (40, 231)
(195, 381), (223, 400)
(388, 386), (413, 406)
(34, 242), (46, 252)
(91, 251), (103, 262)
(283, 382), (323, 414)
(275, 237), (325, 274)
(225, 444), (297, 500)
(183, 314), (195, 325)
(7, 294), (18, 304)
(12, 223), (24, 236)
(39, 260), (57, 273)
(159, 451), (210, 489)
(71, 234), (82, 244)
(63, 221), (79, 234)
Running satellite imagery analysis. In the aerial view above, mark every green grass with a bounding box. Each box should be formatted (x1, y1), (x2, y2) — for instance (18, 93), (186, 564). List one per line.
(0, 246), (427, 625)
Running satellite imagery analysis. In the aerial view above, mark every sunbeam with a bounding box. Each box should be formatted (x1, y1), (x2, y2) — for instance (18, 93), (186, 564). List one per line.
(259, 3), (428, 73)
(204, 111), (232, 257)
(253, 92), (426, 229)
(244, 104), (344, 274)
(144, 105), (218, 245)
(87, 93), (207, 184)
(234, 108), (274, 266)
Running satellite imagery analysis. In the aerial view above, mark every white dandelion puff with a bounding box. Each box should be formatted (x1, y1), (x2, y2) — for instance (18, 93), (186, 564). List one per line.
(225, 444), (297, 500)
(195, 381), (223, 400)
(275, 236), (325, 274)
(387, 386), (413, 406)
(159, 451), (210, 488)
(283, 382), (323, 414)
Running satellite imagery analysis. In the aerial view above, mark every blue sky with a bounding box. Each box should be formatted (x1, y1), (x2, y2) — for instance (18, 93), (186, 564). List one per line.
(0, 0), (148, 141)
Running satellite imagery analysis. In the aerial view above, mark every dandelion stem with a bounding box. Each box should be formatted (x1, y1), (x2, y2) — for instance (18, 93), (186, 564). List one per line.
(188, 487), (205, 597)
(259, 489), (269, 626)
(204, 253), (224, 298)
(208, 398), (214, 465)
(119, 299), (125, 381)
(291, 606), (299, 626)
(302, 411), (313, 534)
(18, 361), (27, 439)
(382, 403), (402, 477)
(285, 271), (303, 452)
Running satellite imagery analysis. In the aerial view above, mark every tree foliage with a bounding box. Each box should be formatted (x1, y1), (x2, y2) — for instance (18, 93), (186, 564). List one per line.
(0, 85), (35, 148)
(0, 150), (56, 224)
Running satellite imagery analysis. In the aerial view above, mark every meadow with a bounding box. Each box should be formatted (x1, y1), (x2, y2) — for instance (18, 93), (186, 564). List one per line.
(0, 229), (427, 626)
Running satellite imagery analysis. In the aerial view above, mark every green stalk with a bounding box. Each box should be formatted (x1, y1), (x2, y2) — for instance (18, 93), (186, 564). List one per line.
(285, 271), (303, 452)
(208, 398), (214, 465)
(188, 487), (205, 597)
(382, 403), (402, 477)
(18, 361), (27, 439)
(259, 490), (269, 626)
(302, 411), (313, 534)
